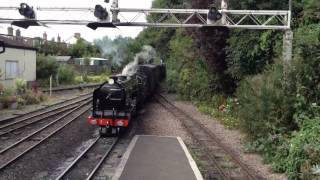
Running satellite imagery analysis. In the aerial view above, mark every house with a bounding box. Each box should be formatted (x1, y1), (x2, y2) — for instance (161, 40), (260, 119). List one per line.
(73, 57), (110, 66)
(0, 35), (37, 88)
(52, 56), (72, 64)
(71, 57), (111, 74)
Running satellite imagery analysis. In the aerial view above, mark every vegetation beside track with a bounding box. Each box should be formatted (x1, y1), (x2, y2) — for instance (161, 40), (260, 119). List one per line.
(36, 55), (110, 87)
(125, 0), (320, 179)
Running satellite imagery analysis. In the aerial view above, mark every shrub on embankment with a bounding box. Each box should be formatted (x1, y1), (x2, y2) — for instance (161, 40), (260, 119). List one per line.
(236, 24), (320, 179)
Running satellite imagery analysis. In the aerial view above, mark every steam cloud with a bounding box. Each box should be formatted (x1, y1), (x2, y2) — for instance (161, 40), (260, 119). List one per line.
(122, 45), (157, 76)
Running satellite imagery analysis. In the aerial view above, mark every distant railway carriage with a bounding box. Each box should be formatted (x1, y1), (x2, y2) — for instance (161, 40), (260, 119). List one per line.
(88, 64), (166, 136)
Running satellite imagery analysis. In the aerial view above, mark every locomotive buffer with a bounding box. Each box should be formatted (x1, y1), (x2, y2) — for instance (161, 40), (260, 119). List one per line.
(113, 135), (203, 180)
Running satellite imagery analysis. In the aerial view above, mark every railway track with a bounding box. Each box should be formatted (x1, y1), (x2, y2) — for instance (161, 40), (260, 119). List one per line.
(0, 99), (91, 171)
(0, 92), (92, 126)
(42, 83), (100, 93)
(55, 137), (119, 180)
(155, 94), (259, 180)
(0, 94), (92, 145)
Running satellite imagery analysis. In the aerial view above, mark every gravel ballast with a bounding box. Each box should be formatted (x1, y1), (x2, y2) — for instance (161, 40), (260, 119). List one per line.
(170, 95), (287, 180)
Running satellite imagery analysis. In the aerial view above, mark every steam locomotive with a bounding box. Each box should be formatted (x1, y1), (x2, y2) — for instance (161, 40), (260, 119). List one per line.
(87, 64), (166, 136)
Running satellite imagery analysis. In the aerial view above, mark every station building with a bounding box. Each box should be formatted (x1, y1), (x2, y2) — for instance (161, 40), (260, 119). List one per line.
(0, 35), (37, 88)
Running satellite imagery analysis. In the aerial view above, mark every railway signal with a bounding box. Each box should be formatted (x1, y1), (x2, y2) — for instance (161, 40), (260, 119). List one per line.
(87, 4), (115, 30)
(18, 3), (35, 19)
(207, 6), (222, 24)
(11, 3), (43, 29)
(94, 5), (109, 21)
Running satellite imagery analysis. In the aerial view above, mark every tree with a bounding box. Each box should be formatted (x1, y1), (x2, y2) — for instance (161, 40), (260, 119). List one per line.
(70, 39), (87, 58)
(36, 55), (59, 80)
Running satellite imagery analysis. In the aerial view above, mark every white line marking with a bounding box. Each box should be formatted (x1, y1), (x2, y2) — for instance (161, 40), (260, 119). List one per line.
(137, 134), (180, 138)
(177, 137), (204, 180)
(112, 135), (139, 180)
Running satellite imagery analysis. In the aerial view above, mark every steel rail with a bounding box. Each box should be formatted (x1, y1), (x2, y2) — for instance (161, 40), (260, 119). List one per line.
(156, 94), (258, 180)
(0, 103), (80, 137)
(55, 136), (101, 180)
(0, 94), (91, 130)
(0, 92), (92, 125)
(0, 99), (91, 155)
(0, 92), (92, 124)
(86, 138), (119, 180)
(55, 137), (119, 180)
(0, 104), (91, 171)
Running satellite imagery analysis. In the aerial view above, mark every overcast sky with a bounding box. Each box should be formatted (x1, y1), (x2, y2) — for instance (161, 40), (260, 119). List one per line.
(0, 0), (153, 42)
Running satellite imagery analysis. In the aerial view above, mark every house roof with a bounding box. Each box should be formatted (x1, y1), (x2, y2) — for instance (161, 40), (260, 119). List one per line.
(73, 57), (109, 61)
(52, 56), (72, 62)
(0, 35), (37, 51)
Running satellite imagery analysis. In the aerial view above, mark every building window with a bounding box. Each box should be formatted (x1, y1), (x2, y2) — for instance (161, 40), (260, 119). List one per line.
(5, 61), (19, 79)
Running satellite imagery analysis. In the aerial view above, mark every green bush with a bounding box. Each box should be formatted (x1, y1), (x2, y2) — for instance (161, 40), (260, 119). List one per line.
(272, 116), (320, 179)
(21, 90), (47, 105)
(15, 78), (27, 94)
(177, 60), (213, 101)
(22, 90), (40, 105)
(57, 65), (76, 85)
(81, 75), (109, 83)
(236, 61), (296, 139)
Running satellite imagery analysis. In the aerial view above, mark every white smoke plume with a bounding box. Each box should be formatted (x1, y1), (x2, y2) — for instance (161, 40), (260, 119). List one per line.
(94, 36), (132, 65)
(122, 45), (157, 76)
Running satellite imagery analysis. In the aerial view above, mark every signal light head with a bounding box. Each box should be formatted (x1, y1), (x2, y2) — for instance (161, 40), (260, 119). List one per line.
(94, 5), (109, 21)
(208, 6), (222, 21)
(18, 3), (36, 19)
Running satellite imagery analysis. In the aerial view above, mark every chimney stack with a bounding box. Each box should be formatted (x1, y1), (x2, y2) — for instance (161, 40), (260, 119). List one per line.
(74, 33), (81, 39)
(57, 34), (61, 43)
(43, 32), (47, 41)
(7, 27), (13, 36)
(15, 29), (22, 41)
(16, 29), (21, 37)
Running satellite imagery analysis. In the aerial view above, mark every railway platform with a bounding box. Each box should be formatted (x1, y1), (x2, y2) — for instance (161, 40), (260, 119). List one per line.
(113, 135), (203, 180)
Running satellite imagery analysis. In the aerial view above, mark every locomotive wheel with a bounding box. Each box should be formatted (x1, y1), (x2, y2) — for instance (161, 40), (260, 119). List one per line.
(131, 98), (138, 117)
(99, 127), (112, 137)
(116, 127), (126, 136)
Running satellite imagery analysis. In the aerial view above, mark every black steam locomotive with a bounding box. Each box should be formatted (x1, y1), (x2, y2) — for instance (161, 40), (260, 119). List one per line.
(88, 64), (166, 136)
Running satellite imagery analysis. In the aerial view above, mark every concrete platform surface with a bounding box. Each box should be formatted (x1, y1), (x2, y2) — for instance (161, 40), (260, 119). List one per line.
(113, 135), (203, 180)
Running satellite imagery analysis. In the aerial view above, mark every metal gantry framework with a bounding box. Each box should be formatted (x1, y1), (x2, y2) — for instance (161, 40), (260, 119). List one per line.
(0, 0), (291, 29)
(0, 8), (291, 30)
(109, 8), (291, 29)
(0, 0), (293, 61)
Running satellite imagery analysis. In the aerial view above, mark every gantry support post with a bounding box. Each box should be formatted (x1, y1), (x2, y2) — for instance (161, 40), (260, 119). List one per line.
(283, 0), (293, 63)
(111, 0), (119, 22)
(221, 0), (228, 25)
(283, 30), (293, 63)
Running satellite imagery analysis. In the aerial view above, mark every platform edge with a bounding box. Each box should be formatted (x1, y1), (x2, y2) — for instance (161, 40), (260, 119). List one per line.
(177, 137), (204, 180)
(112, 135), (139, 180)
